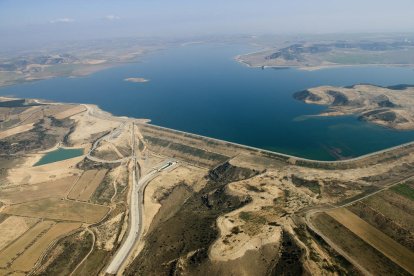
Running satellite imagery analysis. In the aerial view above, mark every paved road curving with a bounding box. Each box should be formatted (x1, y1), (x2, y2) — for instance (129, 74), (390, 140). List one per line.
(85, 155), (130, 164)
(105, 159), (177, 275)
(85, 122), (131, 164)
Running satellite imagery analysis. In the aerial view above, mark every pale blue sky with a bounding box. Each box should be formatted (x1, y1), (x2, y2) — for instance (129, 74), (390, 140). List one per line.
(1, 0), (414, 47)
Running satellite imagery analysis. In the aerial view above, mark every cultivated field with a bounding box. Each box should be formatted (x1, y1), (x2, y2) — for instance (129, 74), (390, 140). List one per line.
(80, 170), (108, 201)
(392, 182), (414, 200)
(311, 213), (409, 275)
(0, 176), (78, 204)
(0, 221), (55, 270)
(11, 222), (81, 272)
(310, 181), (414, 275)
(2, 198), (109, 223)
(348, 187), (414, 251)
(68, 170), (108, 201)
(327, 208), (414, 274)
(0, 123), (34, 139)
(0, 216), (38, 251)
(360, 190), (414, 234)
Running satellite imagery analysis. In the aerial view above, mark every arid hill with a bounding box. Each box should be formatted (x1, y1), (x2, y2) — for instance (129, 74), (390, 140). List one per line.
(294, 84), (414, 130)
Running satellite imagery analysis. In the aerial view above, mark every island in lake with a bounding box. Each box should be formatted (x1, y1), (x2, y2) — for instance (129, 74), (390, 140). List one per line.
(124, 77), (149, 83)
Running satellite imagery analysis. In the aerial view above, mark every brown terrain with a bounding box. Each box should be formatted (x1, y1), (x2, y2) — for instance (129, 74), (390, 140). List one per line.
(0, 96), (413, 275)
(237, 40), (414, 70)
(0, 38), (167, 88)
(294, 84), (414, 130)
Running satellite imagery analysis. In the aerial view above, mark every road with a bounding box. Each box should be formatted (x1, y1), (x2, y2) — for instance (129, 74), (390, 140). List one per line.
(69, 228), (96, 276)
(105, 154), (177, 274)
(81, 101), (414, 274)
(105, 160), (177, 275)
(85, 122), (131, 164)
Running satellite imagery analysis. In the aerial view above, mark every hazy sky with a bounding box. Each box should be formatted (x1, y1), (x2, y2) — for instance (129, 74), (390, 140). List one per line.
(1, 0), (414, 47)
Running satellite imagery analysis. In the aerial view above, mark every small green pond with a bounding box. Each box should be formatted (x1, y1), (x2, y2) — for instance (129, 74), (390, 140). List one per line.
(34, 148), (84, 166)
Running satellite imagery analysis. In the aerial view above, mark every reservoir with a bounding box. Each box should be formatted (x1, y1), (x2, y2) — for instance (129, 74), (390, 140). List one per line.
(34, 148), (84, 166)
(2, 43), (414, 160)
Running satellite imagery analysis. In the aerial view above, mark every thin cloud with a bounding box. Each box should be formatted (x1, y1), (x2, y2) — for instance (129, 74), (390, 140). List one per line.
(105, 15), (120, 21)
(49, 18), (75, 24)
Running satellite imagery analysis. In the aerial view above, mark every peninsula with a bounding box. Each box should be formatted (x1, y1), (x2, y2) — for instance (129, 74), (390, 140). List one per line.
(294, 84), (414, 130)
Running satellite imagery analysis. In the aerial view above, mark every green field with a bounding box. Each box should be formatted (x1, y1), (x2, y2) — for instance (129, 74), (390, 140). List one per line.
(391, 183), (414, 201)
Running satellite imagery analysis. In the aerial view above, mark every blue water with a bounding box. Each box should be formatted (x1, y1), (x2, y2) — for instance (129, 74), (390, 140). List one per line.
(2, 43), (414, 160)
(34, 148), (84, 166)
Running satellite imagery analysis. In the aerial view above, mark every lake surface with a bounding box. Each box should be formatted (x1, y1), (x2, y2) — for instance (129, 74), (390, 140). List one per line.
(2, 43), (414, 160)
(34, 148), (84, 166)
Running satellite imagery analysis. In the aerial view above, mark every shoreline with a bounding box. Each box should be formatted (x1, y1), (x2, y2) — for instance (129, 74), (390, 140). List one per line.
(0, 48), (162, 89)
(0, 62), (120, 89)
(234, 54), (414, 71)
(10, 96), (409, 163)
(140, 120), (414, 164)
